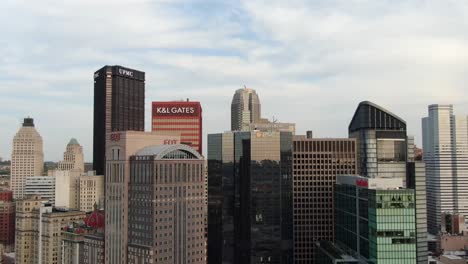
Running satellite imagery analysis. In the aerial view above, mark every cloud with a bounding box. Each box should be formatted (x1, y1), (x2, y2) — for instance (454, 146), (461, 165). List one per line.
(1, 0), (468, 160)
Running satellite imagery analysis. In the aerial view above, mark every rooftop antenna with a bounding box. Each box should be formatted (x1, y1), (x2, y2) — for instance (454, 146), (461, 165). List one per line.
(244, 84), (247, 89)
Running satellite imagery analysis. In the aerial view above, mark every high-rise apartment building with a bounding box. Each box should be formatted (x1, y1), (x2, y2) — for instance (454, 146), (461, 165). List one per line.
(208, 131), (293, 264)
(349, 101), (407, 182)
(127, 144), (206, 264)
(292, 137), (357, 263)
(11, 118), (44, 199)
(15, 196), (86, 264)
(105, 131), (180, 264)
(93, 65), (145, 176)
(231, 87), (261, 131)
(422, 104), (468, 234)
(317, 176), (417, 263)
(152, 100), (203, 154)
(0, 190), (15, 248)
(58, 138), (84, 172)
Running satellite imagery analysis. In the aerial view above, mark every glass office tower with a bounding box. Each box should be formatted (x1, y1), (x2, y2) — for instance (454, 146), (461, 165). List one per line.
(348, 101), (407, 181)
(333, 176), (417, 264)
(208, 131), (293, 264)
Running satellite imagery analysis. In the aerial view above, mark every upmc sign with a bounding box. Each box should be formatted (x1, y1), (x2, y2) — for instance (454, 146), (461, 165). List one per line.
(152, 102), (200, 117)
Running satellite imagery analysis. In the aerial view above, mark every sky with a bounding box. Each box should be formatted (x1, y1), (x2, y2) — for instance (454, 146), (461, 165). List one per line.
(1, 0), (468, 162)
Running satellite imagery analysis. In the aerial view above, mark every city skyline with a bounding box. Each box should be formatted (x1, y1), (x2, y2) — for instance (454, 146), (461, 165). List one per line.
(1, 1), (468, 161)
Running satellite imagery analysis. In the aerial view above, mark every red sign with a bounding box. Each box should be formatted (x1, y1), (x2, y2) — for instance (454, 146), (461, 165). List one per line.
(110, 133), (121, 142)
(356, 179), (368, 187)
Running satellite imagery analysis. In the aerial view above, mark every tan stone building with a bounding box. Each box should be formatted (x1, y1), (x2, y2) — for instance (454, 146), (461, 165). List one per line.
(105, 131), (180, 264)
(58, 138), (84, 172)
(127, 144), (206, 264)
(11, 118), (44, 199)
(78, 172), (104, 212)
(15, 195), (86, 264)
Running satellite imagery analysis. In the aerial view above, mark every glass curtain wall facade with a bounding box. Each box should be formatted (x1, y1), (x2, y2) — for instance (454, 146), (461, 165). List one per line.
(335, 178), (417, 264)
(208, 131), (293, 264)
(348, 101), (407, 182)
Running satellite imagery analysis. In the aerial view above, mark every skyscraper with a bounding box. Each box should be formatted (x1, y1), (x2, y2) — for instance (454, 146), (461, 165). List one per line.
(93, 65), (145, 176)
(58, 138), (84, 172)
(349, 101), (407, 182)
(104, 131), (180, 264)
(208, 131), (293, 264)
(349, 102), (428, 264)
(152, 100), (203, 154)
(422, 104), (468, 234)
(326, 176), (418, 263)
(231, 87), (261, 131)
(127, 144), (206, 264)
(292, 137), (357, 263)
(11, 117), (44, 199)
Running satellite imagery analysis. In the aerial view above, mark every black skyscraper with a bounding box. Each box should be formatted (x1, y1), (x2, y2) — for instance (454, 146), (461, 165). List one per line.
(93, 65), (145, 176)
(208, 131), (293, 264)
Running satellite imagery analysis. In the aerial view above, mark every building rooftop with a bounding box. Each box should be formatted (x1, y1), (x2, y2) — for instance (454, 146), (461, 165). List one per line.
(68, 138), (79, 145)
(135, 144), (203, 160)
(337, 175), (404, 190)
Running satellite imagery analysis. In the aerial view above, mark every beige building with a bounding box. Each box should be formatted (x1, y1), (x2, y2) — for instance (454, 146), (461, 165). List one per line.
(15, 195), (86, 264)
(127, 144), (206, 264)
(58, 138), (84, 172)
(62, 225), (99, 264)
(78, 172), (104, 212)
(47, 139), (103, 212)
(11, 118), (44, 199)
(105, 131), (180, 264)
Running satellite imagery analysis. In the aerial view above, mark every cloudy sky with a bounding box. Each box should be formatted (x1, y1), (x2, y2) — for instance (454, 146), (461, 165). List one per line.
(1, 0), (468, 161)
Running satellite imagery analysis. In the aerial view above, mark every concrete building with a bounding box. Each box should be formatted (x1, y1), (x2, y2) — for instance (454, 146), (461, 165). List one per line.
(208, 131), (293, 264)
(78, 172), (104, 212)
(105, 131), (180, 264)
(127, 144), (206, 264)
(231, 87), (261, 131)
(0, 190), (15, 249)
(15, 196), (86, 264)
(11, 117), (44, 199)
(93, 65), (145, 176)
(82, 233), (105, 264)
(318, 176), (417, 263)
(152, 100), (203, 154)
(422, 104), (468, 235)
(62, 209), (105, 264)
(24, 176), (56, 203)
(292, 136), (357, 263)
(58, 138), (84, 172)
